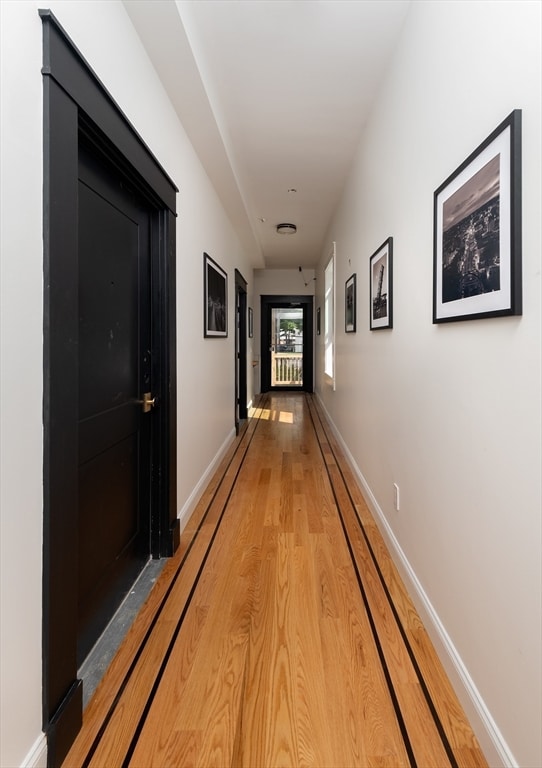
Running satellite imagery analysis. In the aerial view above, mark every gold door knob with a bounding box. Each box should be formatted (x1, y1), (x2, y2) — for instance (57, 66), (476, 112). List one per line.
(140, 392), (156, 413)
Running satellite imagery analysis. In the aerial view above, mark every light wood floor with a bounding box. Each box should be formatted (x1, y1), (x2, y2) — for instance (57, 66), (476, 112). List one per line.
(63, 392), (488, 768)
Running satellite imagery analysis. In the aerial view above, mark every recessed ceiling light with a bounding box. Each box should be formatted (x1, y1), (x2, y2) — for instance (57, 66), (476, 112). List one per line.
(276, 223), (297, 235)
(258, 217), (266, 223)
(287, 188), (297, 193)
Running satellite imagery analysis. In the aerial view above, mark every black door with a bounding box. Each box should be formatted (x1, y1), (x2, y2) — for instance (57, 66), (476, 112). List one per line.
(41, 15), (179, 763)
(77, 143), (152, 664)
(235, 270), (248, 433)
(260, 295), (314, 392)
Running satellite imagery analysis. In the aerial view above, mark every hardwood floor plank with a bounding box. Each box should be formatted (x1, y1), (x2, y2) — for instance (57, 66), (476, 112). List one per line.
(63, 393), (488, 768)
(318, 564), (410, 767)
(308, 394), (488, 767)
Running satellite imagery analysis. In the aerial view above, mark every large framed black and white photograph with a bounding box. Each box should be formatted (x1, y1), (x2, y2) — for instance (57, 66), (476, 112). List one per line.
(204, 252), (228, 337)
(370, 237), (393, 330)
(433, 109), (522, 323)
(345, 274), (356, 332)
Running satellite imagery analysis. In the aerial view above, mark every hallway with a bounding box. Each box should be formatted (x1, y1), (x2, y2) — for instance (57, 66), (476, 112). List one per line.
(63, 393), (487, 768)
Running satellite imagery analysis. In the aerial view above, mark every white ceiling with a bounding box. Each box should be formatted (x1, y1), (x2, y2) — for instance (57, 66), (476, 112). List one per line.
(124, 0), (411, 269)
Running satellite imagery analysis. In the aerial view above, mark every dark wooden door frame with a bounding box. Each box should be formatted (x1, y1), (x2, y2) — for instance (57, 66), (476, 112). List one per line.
(235, 270), (248, 433)
(260, 295), (314, 392)
(40, 11), (178, 767)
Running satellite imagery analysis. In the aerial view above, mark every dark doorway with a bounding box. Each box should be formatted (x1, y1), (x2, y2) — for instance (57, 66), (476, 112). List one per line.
(235, 270), (248, 433)
(77, 142), (153, 664)
(260, 295), (314, 392)
(41, 12), (178, 766)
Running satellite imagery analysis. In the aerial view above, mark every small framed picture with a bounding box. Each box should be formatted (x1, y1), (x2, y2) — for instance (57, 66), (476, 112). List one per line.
(248, 307), (254, 338)
(370, 238), (393, 330)
(204, 253), (227, 337)
(433, 110), (522, 323)
(345, 274), (356, 332)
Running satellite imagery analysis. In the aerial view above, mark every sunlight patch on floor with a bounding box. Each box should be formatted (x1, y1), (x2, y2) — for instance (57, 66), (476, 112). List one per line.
(248, 406), (294, 424)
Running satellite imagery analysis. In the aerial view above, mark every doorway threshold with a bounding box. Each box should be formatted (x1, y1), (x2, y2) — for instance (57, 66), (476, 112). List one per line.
(78, 557), (166, 708)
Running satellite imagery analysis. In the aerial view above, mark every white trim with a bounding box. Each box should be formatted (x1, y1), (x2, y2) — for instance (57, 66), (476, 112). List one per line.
(316, 394), (518, 768)
(177, 428), (236, 532)
(22, 734), (47, 768)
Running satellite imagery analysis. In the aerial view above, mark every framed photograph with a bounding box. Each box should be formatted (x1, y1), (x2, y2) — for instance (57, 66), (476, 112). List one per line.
(433, 109), (522, 323)
(248, 307), (253, 338)
(204, 253), (227, 337)
(345, 274), (356, 332)
(370, 237), (393, 330)
(316, 306), (321, 335)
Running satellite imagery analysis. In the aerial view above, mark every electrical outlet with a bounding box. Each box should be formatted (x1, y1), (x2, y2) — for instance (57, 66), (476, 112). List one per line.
(393, 483), (400, 511)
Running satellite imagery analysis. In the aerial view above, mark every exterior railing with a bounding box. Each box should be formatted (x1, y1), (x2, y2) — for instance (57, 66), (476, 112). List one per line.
(271, 352), (303, 386)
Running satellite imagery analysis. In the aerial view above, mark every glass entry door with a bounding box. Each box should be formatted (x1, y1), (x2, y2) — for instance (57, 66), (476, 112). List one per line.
(260, 296), (313, 392)
(271, 307), (304, 387)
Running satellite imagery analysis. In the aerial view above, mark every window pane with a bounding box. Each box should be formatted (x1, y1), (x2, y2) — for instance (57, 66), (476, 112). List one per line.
(324, 254), (334, 380)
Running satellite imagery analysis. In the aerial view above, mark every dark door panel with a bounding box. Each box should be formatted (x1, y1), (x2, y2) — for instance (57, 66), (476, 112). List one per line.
(78, 406), (138, 465)
(78, 186), (140, 419)
(235, 270), (248, 433)
(77, 146), (151, 664)
(77, 435), (142, 656)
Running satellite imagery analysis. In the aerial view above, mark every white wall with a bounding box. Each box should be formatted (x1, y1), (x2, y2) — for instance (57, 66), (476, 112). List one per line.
(0, 3), (45, 766)
(252, 268), (315, 392)
(0, 2), (254, 765)
(315, 2), (541, 766)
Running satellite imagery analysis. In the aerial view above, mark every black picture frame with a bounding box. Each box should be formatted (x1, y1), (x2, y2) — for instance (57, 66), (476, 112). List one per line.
(345, 274), (356, 332)
(370, 238), (393, 330)
(248, 306), (253, 338)
(316, 306), (321, 335)
(204, 253), (228, 337)
(433, 110), (522, 323)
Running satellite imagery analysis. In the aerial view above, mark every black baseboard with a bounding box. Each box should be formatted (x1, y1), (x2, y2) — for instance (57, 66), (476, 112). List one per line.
(167, 517), (180, 557)
(46, 679), (83, 768)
